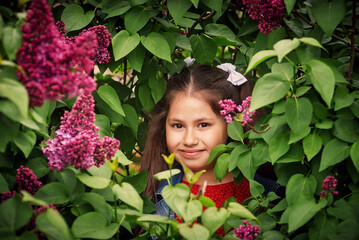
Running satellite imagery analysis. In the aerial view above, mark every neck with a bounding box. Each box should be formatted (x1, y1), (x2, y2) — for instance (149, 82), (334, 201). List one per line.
(184, 169), (234, 185)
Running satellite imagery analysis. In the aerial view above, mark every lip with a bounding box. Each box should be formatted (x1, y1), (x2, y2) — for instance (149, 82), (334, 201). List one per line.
(179, 149), (205, 158)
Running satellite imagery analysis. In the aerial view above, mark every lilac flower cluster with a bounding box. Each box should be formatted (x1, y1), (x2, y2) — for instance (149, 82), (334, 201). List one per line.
(16, 0), (97, 106)
(240, 0), (285, 33)
(234, 220), (260, 239)
(16, 165), (43, 195)
(42, 93), (120, 171)
(320, 176), (339, 199)
(1, 166), (42, 203)
(219, 96), (255, 124)
(56, 21), (111, 64)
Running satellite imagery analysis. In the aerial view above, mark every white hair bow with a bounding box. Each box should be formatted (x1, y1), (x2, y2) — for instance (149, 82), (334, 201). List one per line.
(217, 63), (247, 86)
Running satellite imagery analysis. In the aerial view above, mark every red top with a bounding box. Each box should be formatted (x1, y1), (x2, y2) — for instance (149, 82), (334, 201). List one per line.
(175, 178), (251, 236)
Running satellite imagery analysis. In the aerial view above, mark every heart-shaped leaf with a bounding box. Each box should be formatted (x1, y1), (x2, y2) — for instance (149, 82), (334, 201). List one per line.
(303, 133), (322, 161)
(141, 33), (172, 62)
(273, 38), (300, 62)
(312, 0), (346, 36)
(285, 97), (313, 135)
(61, 4), (94, 32)
(202, 207), (230, 235)
(124, 7), (150, 34)
(167, 0), (192, 25)
(179, 224), (210, 240)
(112, 30), (140, 61)
(112, 182), (143, 213)
(175, 199), (202, 223)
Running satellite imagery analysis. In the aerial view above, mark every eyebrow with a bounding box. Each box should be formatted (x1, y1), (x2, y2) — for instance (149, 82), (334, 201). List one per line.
(167, 117), (214, 122)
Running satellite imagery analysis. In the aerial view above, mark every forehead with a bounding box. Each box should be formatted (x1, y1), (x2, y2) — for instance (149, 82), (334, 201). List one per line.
(167, 92), (217, 119)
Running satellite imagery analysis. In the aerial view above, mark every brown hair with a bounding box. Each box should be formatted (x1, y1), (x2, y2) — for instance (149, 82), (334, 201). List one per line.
(140, 64), (255, 200)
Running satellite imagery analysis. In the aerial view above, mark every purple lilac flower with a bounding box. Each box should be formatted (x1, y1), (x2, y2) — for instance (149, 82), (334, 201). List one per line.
(42, 93), (120, 171)
(240, 0), (285, 33)
(16, 165), (43, 195)
(219, 96), (255, 124)
(320, 175), (339, 199)
(16, 0), (97, 107)
(0, 191), (16, 203)
(57, 21), (111, 64)
(234, 220), (260, 239)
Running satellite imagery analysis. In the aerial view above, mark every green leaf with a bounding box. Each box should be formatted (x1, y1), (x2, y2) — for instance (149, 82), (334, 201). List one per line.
(154, 169), (181, 182)
(26, 157), (50, 179)
(124, 7), (150, 34)
(237, 151), (257, 179)
(138, 84), (155, 113)
(81, 193), (112, 224)
(205, 23), (237, 43)
(202, 207), (230, 235)
(97, 85), (125, 116)
(245, 50), (277, 75)
(227, 121), (244, 143)
(167, 0), (192, 25)
(249, 179), (265, 198)
(3, 26), (22, 60)
(114, 149), (133, 166)
(285, 97), (313, 135)
(175, 199), (202, 223)
(37, 208), (73, 240)
(61, 4), (94, 32)
(332, 119), (359, 143)
(0, 173), (8, 192)
(13, 130), (36, 157)
(303, 133), (322, 161)
(286, 174), (317, 205)
(123, 104), (139, 136)
(299, 37), (327, 53)
(20, 191), (48, 206)
(87, 159), (112, 179)
(127, 44), (146, 72)
(102, 0), (131, 19)
(227, 202), (257, 221)
(0, 195), (33, 231)
(273, 38), (300, 62)
(311, 0), (346, 36)
(34, 182), (70, 204)
(269, 133), (290, 164)
(122, 170), (149, 194)
(271, 62), (294, 81)
(189, 34), (217, 65)
(276, 143), (304, 163)
(149, 76), (167, 103)
(288, 195), (326, 232)
(289, 127), (310, 144)
(112, 30), (140, 61)
(350, 142), (359, 174)
(137, 214), (171, 224)
(250, 73), (291, 111)
(319, 138), (350, 171)
(179, 224), (210, 240)
(95, 114), (111, 138)
(334, 85), (355, 111)
(173, 32), (192, 50)
(229, 145), (249, 171)
(141, 33), (172, 62)
(207, 144), (228, 165)
(162, 184), (190, 214)
(306, 59), (335, 108)
(309, 211), (337, 240)
(0, 78), (28, 119)
(76, 173), (111, 189)
(112, 182), (143, 212)
(72, 212), (118, 239)
(214, 153), (230, 182)
(284, 0), (297, 14)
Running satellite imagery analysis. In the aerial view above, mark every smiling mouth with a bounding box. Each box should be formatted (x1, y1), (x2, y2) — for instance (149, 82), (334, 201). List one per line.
(179, 149), (205, 158)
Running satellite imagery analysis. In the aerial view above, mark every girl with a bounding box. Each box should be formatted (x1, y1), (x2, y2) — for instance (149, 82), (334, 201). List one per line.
(140, 63), (279, 232)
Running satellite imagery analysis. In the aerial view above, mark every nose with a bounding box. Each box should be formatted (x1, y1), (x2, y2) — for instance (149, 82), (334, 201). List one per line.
(183, 128), (199, 146)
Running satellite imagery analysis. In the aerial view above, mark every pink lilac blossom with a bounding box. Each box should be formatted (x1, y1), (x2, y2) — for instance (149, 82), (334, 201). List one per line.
(320, 175), (339, 199)
(0, 191), (16, 203)
(56, 21), (111, 64)
(16, 165), (43, 195)
(219, 96), (256, 124)
(234, 220), (260, 239)
(42, 93), (120, 171)
(16, 0), (97, 107)
(240, 0), (285, 33)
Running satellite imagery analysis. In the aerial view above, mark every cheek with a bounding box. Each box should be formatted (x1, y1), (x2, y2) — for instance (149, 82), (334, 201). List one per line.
(165, 129), (177, 152)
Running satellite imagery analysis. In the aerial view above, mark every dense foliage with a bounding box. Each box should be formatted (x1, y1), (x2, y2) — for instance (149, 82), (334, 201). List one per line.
(0, 0), (358, 239)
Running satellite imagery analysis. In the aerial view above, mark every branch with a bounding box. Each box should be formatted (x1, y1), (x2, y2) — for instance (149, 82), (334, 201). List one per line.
(186, 11), (217, 37)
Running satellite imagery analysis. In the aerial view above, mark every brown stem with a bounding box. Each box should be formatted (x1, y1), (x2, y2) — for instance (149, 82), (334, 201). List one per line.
(346, 0), (357, 81)
(124, 57), (127, 85)
(186, 11), (217, 37)
(247, 123), (270, 134)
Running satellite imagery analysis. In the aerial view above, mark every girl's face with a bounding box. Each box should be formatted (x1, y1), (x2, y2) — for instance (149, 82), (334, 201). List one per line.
(166, 92), (228, 173)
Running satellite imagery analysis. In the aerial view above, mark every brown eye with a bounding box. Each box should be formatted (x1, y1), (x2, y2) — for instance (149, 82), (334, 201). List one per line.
(173, 123), (183, 128)
(199, 123), (209, 128)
